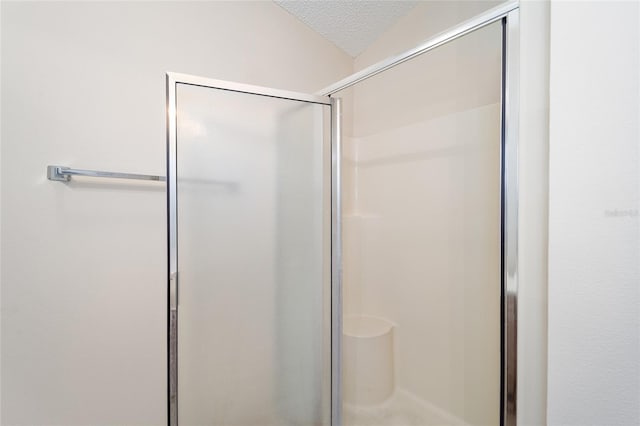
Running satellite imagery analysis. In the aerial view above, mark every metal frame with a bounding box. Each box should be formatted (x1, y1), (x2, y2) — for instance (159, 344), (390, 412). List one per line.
(317, 3), (520, 425)
(166, 72), (178, 426)
(317, 0), (518, 96)
(168, 72), (331, 106)
(502, 9), (520, 426)
(330, 97), (343, 426)
(166, 72), (338, 426)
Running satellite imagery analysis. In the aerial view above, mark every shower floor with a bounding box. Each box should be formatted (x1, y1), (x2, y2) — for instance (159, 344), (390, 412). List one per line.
(344, 388), (469, 426)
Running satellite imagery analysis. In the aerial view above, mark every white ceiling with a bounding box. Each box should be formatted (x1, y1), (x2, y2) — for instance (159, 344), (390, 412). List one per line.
(274, 1), (419, 58)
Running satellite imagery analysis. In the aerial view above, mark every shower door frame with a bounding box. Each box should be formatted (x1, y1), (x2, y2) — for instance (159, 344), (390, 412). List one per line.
(166, 72), (342, 426)
(317, 1), (520, 425)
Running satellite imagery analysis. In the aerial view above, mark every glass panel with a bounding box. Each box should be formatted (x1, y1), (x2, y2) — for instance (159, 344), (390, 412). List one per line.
(176, 83), (331, 426)
(338, 21), (502, 426)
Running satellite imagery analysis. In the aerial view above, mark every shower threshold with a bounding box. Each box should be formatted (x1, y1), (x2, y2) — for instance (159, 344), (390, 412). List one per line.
(344, 388), (470, 426)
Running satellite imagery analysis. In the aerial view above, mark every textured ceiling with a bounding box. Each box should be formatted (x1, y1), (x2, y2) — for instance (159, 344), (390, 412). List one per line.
(274, 1), (419, 57)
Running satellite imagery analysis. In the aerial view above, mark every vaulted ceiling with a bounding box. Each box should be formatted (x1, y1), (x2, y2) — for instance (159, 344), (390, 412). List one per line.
(274, 1), (419, 57)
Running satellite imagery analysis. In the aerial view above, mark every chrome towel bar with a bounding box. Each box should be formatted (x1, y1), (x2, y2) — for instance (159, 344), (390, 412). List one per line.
(47, 165), (165, 182)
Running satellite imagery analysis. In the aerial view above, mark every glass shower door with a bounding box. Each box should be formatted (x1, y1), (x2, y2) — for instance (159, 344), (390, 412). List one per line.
(336, 20), (503, 426)
(167, 74), (337, 426)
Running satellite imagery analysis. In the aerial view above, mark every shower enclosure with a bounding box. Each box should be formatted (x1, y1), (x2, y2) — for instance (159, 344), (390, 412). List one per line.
(166, 2), (518, 426)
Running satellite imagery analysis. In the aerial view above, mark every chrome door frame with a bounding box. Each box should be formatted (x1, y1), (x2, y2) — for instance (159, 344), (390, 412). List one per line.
(500, 9), (520, 426)
(317, 4), (520, 424)
(166, 72), (341, 426)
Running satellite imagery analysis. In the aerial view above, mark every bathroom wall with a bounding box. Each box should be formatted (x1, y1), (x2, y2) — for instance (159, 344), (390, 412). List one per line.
(547, 1), (640, 425)
(342, 2), (503, 424)
(9, 2), (639, 425)
(0, 2), (351, 424)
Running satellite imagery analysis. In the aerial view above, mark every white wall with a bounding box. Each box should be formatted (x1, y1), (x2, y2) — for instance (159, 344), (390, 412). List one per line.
(547, 1), (640, 425)
(0, 2), (351, 424)
(518, 1), (550, 425)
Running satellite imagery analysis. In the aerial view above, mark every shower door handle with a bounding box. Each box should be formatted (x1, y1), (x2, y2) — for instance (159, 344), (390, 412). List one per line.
(170, 272), (178, 311)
